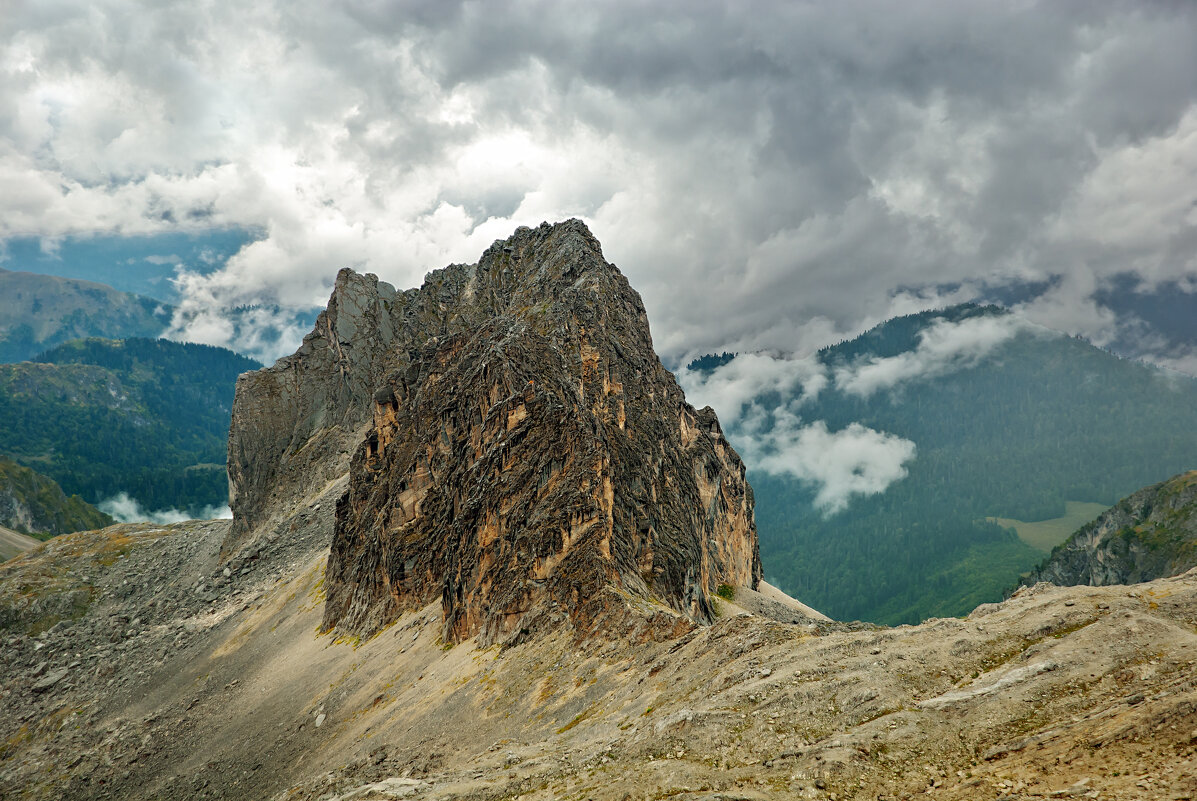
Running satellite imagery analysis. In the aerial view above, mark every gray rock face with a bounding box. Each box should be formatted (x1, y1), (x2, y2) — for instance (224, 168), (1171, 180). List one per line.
(31, 666), (67, 693)
(224, 270), (400, 559)
(1022, 470), (1197, 587)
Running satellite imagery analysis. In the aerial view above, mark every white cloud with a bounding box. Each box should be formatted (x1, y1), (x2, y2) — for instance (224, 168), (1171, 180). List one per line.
(680, 353), (916, 514)
(739, 413), (916, 515)
(835, 314), (1033, 397)
(0, 2), (1194, 364)
(1012, 272), (1120, 348)
(99, 492), (232, 525)
(676, 352), (827, 425)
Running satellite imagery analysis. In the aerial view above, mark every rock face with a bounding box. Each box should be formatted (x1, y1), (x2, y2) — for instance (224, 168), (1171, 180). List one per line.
(1022, 470), (1197, 587)
(225, 271), (400, 558)
(319, 220), (760, 644)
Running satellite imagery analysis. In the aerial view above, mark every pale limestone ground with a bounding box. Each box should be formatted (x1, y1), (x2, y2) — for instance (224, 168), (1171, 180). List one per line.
(1, 516), (1195, 801)
(0, 524), (39, 563)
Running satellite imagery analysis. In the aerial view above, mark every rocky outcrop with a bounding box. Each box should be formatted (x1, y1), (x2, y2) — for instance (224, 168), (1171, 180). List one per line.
(318, 220), (761, 644)
(224, 271), (400, 558)
(1022, 470), (1197, 587)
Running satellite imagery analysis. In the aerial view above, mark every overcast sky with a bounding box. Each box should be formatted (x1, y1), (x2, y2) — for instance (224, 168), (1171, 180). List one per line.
(2, 0), (1195, 369)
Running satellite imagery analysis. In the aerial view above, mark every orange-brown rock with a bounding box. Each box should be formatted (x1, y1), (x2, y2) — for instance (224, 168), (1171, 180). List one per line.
(321, 221), (760, 644)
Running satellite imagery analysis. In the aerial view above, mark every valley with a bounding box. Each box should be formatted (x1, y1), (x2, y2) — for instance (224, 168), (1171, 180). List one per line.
(987, 501), (1111, 553)
(0, 338), (257, 518)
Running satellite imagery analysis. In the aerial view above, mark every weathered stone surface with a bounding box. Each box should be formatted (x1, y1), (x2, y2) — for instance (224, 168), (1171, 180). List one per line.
(224, 270), (400, 559)
(1022, 470), (1197, 587)
(31, 666), (67, 693)
(321, 220), (761, 644)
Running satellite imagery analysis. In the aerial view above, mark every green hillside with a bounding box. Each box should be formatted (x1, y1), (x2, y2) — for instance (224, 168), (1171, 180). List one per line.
(687, 305), (1197, 624)
(0, 267), (174, 362)
(0, 338), (260, 515)
(0, 456), (112, 537)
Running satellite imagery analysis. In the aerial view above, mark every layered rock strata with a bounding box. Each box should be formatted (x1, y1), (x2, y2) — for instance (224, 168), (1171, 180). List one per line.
(317, 220), (760, 644)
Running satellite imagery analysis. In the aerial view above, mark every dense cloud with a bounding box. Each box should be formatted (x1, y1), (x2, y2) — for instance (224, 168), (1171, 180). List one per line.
(2, 1), (1195, 363)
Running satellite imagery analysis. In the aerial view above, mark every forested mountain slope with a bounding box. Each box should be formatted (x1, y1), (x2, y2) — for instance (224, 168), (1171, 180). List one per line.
(0, 268), (173, 362)
(0, 456), (111, 538)
(0, 338), (259, 516)
(682, 304), (1197, 624)
(1022, 470), (1197, 588)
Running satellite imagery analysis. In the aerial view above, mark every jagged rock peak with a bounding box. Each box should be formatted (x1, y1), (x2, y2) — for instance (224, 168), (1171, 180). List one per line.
(225, 221), (613, 561)
(320, 220), (761, 645)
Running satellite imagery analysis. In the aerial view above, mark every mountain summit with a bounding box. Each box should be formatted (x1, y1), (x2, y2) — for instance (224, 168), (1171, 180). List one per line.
(229, 221), (760, 646)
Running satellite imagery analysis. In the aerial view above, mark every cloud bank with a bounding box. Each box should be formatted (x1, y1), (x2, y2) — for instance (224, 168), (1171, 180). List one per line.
(742, 414), (917, 515)
(835, 313), (1033, 396)
(99, 492), (233, 526)
(2, 1), (1195, 363)
(678, 312), (1049, 513)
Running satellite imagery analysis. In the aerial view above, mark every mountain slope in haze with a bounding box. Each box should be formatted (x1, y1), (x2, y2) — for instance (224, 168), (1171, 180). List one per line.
(0, 338), (259, 516)
(1022, 470), (1197, 588)
(0, 456), (112, 539)
(682, 304), (1197, 624)
(0, 267), (174, 362)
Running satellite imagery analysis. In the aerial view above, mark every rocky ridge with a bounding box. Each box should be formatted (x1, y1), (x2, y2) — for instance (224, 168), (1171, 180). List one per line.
(1022, 470), (1197, 588)
(321, 221), (760, 645)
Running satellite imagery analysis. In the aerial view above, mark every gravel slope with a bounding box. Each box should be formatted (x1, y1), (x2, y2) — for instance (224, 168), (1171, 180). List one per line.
(0, 525), (40, 564)
(1, 515), (1194, 801)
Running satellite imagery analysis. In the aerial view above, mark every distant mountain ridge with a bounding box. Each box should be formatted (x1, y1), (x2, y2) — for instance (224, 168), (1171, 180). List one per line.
(0, 267), (174, 362)
(683, 303), (1197, 624)
(1021, 470), (1197, 588)
(0, 337), (259, 515)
